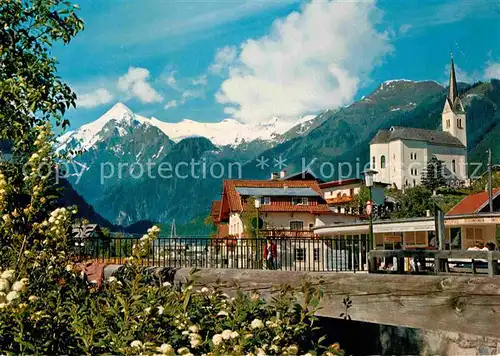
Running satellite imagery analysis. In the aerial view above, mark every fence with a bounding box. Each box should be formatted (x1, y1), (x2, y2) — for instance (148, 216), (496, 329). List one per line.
(81, 236), (369, 272)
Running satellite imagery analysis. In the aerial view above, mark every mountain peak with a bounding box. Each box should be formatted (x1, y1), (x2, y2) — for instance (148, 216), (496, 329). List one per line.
(102, 102), (134, 121)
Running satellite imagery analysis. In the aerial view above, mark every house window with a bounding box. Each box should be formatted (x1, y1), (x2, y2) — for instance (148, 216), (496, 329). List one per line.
(452, 159), (456, 173)
(290, 221), (304, 230)
(372, 156), (376, 169)
(381, 155), (386, 169)
(349, 188), (354, 197)
(308, 223), (314, 230)
(260, 196), (271, 205)
(292, 197), (308, 206)
(313, 248), (320, 262)
(294, 248), (306, 262)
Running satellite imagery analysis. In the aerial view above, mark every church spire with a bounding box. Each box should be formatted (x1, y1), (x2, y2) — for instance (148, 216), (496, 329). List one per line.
(448, 53), (458, 103)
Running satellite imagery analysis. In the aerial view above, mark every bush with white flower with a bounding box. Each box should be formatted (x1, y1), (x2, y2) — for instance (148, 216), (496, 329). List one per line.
(0, 2), (343, 352)
(0, 124), (344, 355)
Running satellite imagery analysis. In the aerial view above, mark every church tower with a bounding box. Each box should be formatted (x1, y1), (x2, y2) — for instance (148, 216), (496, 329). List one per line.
(442, 55), (467, 148)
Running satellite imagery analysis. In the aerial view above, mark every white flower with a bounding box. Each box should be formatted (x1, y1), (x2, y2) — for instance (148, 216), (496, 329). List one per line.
(188, 325), (199, 333)
(182, 330), (189, 336)
(177, 347), (190, 354)
(6, 291), (19, 303)
(286, 345), (299, 355)
(157, 343), (175, 355)
(201, 287), (209, 293)
(230, 331), (239, 339)
(0, 279), (9, 293)
(130, 340), (143, 349)
(11, 280), (27, 293)
(244, 333), (253, 339)
(250, 319), (264, 329)
(145, 307), (151, 315)
(270, 345), (280, 353)
(217, 310), (228, 317)
(157, 305), (165, 315)
(212, 334), (223, 346)
(190, 335), (202, 348)
(303, 353), (313, 356)
(162, 281), (172, 287)
(107, 276), (116, 283)
(221, 329), (233, 340)
(1, 270), (14, 282)
(65, 264), (73, 272)
(256, 348), (266, 356)
(28, 295), (38, 302)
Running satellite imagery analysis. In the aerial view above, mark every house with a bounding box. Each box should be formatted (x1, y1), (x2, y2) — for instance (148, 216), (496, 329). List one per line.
(319, 178), (387, 212)
(211, 179), (359, 238)
(369, 56), (467, 189)
(314, 189), (500, 251)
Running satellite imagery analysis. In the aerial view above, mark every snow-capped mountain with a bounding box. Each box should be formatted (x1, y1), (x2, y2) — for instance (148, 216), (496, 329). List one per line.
(58, 102), (317, 151)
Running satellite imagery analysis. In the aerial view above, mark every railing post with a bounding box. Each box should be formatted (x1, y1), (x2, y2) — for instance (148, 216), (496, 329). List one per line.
(488, 252), (498, 277)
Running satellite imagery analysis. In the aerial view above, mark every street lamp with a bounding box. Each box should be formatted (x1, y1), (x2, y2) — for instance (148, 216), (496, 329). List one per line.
(254, 197), (261, 239)
(363, 169), (378, 252)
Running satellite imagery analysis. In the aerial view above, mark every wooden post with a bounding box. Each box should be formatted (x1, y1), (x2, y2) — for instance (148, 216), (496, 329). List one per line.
(488, 251), (498, 277)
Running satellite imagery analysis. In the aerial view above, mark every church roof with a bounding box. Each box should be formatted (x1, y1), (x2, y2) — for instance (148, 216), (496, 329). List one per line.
(448, 56), (458, 104)
(370, 126), (465, 148)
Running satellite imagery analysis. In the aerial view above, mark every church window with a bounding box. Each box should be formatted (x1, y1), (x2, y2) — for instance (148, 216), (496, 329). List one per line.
(381, 155), (386, 169)
(413, 179), (416, 187)
(393, 153), (396, 160)
(410, 153), (413, 160)
(414, 153), (417, 160)
(372, 156), (376, 169)
(457, 119), (463, 129)
(452, 159), (456, 173)
(446, 119), (450, 129)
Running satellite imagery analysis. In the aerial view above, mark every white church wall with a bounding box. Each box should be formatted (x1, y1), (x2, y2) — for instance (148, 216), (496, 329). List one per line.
(370, 143), (390, 184)
(401, 140), (428, 188)
(429, 145), (467, 181)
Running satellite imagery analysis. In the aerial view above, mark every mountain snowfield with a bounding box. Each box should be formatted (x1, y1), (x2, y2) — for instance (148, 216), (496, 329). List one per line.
(57, 102), (317, 151)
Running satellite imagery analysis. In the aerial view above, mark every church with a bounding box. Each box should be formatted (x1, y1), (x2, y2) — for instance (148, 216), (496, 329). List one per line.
(370, 57), (468, 190)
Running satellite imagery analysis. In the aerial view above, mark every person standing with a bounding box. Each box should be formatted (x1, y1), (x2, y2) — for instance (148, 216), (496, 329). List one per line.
(263, 240), (277, 270)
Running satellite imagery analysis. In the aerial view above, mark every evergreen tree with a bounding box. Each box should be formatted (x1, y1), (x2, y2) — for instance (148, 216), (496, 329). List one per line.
(421, 155), (447, 191)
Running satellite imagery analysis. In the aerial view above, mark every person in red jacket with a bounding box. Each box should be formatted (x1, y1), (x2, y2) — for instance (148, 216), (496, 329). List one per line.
(263, 240), (277, 270)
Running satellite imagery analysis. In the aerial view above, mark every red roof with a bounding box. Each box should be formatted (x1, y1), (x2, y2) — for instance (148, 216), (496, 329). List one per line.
(210, 200), (221, 222)
(319, 178), (362, 189)
(447, 188), (500, 215)
(223, 179), (329, 213)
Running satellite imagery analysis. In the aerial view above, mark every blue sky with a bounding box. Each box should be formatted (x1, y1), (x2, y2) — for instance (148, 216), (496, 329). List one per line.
(54, 0), (500, 130)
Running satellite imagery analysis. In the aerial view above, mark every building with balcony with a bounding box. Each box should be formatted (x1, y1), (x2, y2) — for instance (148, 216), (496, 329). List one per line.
(211, 179), (359, 238)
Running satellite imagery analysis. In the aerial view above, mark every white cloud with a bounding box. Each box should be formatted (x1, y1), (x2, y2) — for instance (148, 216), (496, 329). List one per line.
(165, 71), (177, 87)
(77, 88), (114, 109)
(164, 100), (178, 110)
(398, 24), (412, 36)
(214, 0), (393, 123)
(192, 74), (208, 86)
(210, 46), (238, 75)
(117, 67), (163, 103)
(484, 62), (500, 80)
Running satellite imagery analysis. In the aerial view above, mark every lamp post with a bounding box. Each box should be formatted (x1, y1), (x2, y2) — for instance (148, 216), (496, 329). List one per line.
(254, 197), (261, 238)
(254, 197), (261, 268)
(363, 169), (377, 251)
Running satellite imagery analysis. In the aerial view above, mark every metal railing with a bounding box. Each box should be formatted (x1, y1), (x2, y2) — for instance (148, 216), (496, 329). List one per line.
(80, 236), (369, 272)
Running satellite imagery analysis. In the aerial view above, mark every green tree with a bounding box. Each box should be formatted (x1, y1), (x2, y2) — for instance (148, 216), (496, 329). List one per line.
(0, 0), (84, 152)
(392, 185), (434, 219)
(421, 155), (447, 191)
